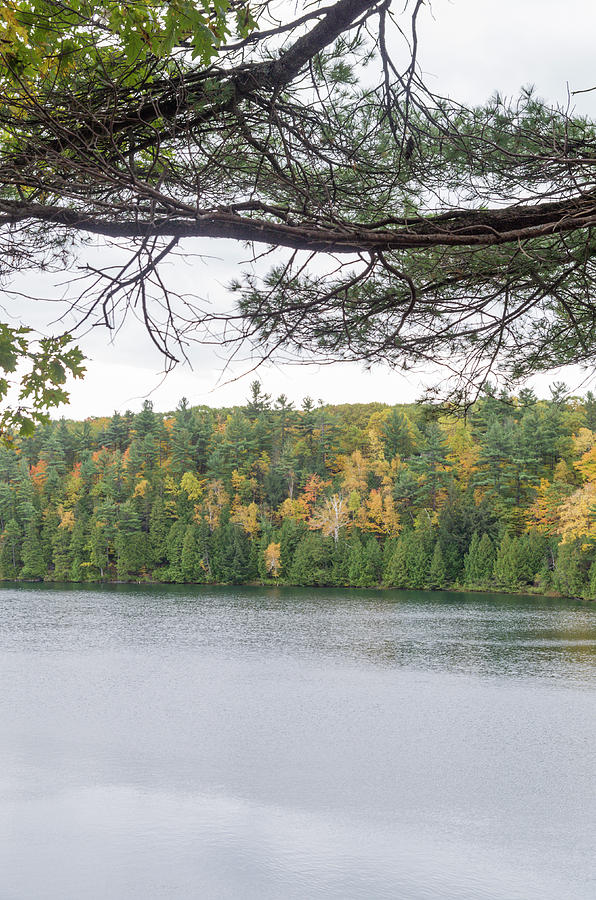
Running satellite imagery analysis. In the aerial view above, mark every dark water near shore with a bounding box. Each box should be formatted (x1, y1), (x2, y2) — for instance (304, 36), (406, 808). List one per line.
(1, 585), (595, 899)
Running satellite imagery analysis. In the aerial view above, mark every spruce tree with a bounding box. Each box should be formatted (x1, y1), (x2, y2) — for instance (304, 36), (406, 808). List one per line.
(289, 532), (330, 586)
(279, 518), (306, 578)
(362, 536), (383, 586)
(180, 526), (199, 582)
(165, 520), (187, 583)
(478, 533), (496, 586)
(330, 534), (350, 586)
(384, 535), (410, 588)
(463, 532), (482, 586)
(553, 540), (590, 599)
(426, 541), (447, 589)
(69, 518), (89, 581)
(0, 518), (22, 579)
(493, 535), (532, 591)
(21, 518), (46, 580)
(347, 535), (364, 586)
(51, 524), (74, 582)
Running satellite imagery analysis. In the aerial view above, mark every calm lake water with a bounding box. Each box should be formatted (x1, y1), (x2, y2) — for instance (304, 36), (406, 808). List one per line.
(1, 585), (595, 900)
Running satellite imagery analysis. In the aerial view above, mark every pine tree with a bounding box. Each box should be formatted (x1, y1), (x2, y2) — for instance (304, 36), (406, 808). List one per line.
(246, 381), (272, 421)
(105, 412), (129, 452)
(134, 400), (157, 439)
(410, 423), (452, 511)
(382, 409), (416, 461)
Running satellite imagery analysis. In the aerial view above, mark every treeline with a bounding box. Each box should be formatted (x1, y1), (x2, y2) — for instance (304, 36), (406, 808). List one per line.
(2, 381), (596, 598)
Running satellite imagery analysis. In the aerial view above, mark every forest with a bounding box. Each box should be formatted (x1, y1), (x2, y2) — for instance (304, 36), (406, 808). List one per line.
(2, 382), (596, 599)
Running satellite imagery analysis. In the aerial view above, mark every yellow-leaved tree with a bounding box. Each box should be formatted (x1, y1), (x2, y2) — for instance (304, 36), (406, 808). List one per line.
(264, 543), (281, 578)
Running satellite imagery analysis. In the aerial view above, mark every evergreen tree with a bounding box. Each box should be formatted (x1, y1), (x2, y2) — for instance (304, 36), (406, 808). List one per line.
(553, 539), (591, 599)
(426, 541), (447, 589)
(477, 533), (496, 585)
(588, 558), (596, 600)
(180, 525), (199, 582)
(384, 520), (433, 588)
(289, 532), (330, 585)
(88, 500), (117, 579)
(115, 501), (148, 579)
(463, 531), (497, 587)
(437, 494), (497, 582)
(195, 518), (213, 580)
(69, 517), (89, 581)
(21, 516), (46, 580)
(105, 412), (129, 452)
(493, 535), (532, 591)
(474, 420), (515, 510)
(362, 536), (383, 586)
(211, 523), (254, 582)
(384, 535), (410, 588)
(347, 534), (364, 586)
(382, 409), (415, 461)
(170, 398), (195, 477)
(0, 518), (22, 579)
(410, 423), (452, 511)
(583, 392), (596, 432)
(134, 400), (157, 439)
(279, 518), (307, 578)
(0, 389), (593, 600)
(149, 496), (168, 569)
(51, 521), (74, 581)
(246, 381), (271, 421)
(165, 520), (187, 582)
(330, 534), (350, 586)
(392, 468), (419, 524)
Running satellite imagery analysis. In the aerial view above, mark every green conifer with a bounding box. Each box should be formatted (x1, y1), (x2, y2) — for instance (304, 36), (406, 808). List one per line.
(426, 541), (447, 589)
(21, 518), (46, 580)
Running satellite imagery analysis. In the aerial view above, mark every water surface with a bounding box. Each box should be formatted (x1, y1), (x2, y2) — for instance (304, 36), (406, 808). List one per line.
(1, 585), (595, 899)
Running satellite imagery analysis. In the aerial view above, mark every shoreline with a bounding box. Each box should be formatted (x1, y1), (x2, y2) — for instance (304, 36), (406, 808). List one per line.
(1, 578), (592, 603)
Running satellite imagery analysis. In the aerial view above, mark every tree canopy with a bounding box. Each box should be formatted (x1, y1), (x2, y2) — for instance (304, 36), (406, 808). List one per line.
(1, 0), (596, 425)
(3, 385), (596, 598)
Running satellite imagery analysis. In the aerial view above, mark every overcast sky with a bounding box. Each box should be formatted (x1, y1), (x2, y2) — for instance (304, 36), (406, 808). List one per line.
(16, 0), (596, 418)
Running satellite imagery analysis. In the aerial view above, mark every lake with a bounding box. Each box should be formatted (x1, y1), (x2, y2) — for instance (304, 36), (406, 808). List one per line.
(1, 585), (595, 899)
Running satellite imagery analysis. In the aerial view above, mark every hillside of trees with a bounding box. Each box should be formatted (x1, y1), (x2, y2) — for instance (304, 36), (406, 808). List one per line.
(2, 382), (596, 599)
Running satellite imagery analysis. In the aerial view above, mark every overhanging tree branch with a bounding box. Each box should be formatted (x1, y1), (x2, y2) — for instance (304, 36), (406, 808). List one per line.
(0, 0), (596, 410)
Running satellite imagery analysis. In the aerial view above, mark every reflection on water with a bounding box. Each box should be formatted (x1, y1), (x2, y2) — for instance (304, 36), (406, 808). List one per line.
(3, 584), (594, 681)
(1, 585), (595, 899)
